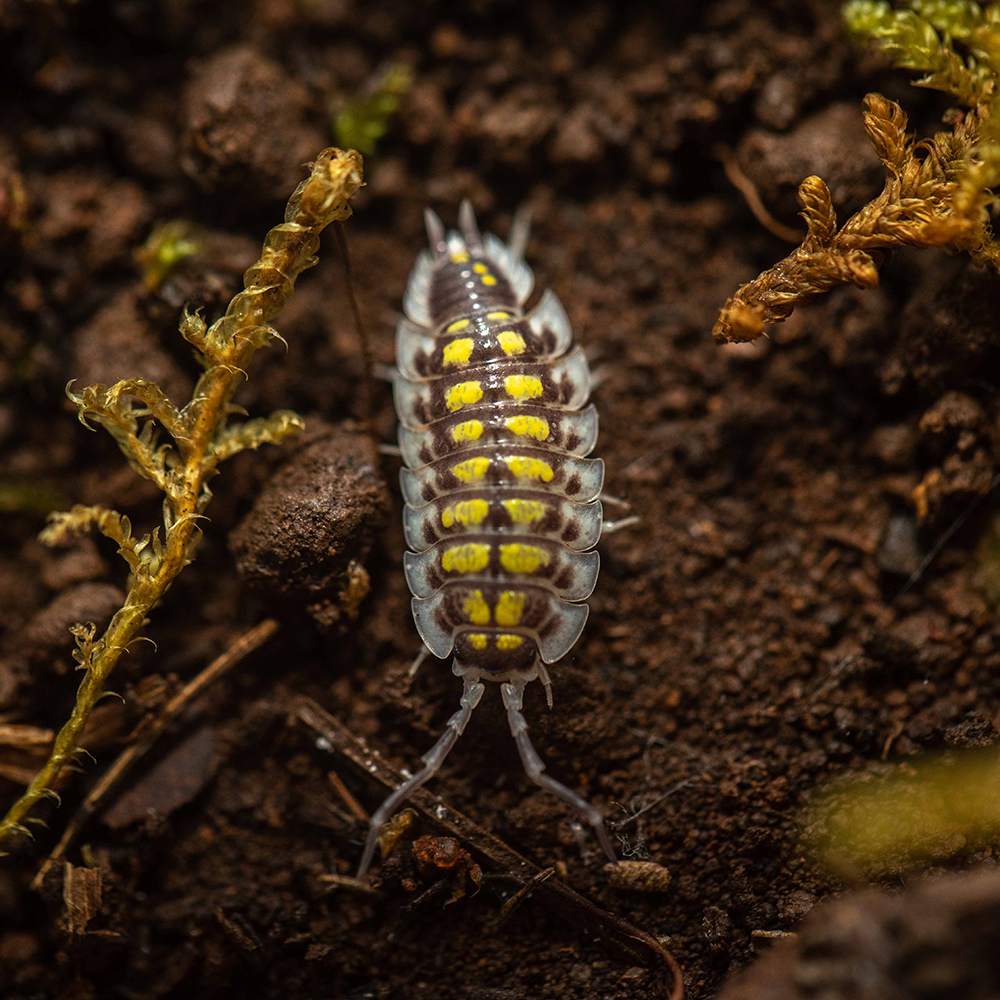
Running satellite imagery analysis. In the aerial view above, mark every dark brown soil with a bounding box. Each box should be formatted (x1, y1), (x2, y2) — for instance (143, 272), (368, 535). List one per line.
(717, 868), (1000, 1000)
(2, 1), (1000, 998)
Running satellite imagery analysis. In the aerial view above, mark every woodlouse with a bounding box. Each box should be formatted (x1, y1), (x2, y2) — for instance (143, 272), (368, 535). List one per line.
(358, 202), (615, 876)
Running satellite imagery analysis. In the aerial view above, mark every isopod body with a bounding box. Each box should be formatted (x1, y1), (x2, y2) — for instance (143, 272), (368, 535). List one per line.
(357, 202), (614, 876)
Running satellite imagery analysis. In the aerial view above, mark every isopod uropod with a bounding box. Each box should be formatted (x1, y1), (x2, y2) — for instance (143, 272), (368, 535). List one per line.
(358, 202), (615, 876)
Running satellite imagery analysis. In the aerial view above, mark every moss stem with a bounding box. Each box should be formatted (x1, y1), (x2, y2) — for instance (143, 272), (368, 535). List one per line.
(0, 148), (363, 852)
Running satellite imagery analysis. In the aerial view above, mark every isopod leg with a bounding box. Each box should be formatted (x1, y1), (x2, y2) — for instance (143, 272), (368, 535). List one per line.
(501, 679), (617, 864)
(588, 365), (610, 390)
(536, 660), (554, 709)
(357, 664), (485, 878)
(599, 493), (631, 510)
(601, 515), (640, 535)
(406, 643), (431, 679)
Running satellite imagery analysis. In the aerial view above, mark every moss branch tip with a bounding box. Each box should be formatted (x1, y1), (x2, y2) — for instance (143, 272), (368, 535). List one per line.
(715, 63), (999, 341)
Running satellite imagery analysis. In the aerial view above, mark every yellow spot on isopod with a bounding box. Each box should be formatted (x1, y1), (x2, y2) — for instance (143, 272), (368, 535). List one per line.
(442, 338), (474, 366)
(442, 543), (491, 574)
(445, 380), (483, 412)
(504, 374), (543, 400)
(487, 311), (511, 320)
(499, 543), (551, 574)
(502, 498), (546, 524)
(452, 456), (490, 483)
(445, 499), (489, 526)
(497, 329), (526, 356)
(451, 419), (483, 443)
(451, 252), (470, 264)
(482, 274), (497, 285)
(467, 633), (488, 649)
(505, 414), (549, 441)
(446, 318), (470, 333)
(495, 590), (526, 627)
(473, 262), (488, 274)
(496, 634), (523, 650)
(463, 590), (490, 625)
(503, 455), (554, 482)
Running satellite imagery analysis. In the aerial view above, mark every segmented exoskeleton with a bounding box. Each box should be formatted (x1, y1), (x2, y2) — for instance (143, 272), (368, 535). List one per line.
(357, 202), (614, 876)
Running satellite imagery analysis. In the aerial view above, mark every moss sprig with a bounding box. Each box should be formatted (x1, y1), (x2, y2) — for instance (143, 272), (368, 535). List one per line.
(714, 0), (1000, 344)
(806, 745), (1000, 875)
(135, 220), (204, 292)
(0, 147), (363, 853)
(844, 0), (996, 103)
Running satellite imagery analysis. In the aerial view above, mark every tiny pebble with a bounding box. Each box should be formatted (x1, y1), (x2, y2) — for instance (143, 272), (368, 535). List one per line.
(604, 860), (672, 892)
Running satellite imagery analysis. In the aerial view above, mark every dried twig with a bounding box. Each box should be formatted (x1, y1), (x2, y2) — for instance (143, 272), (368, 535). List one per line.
(296, 697), (535, 871)
(892, 469), (1000, 604)
(715, 144), (804, 244)
(492, 865), (556, 926)
(295, 696), (685, 1000)
(0, 724), (57, 785)
(32, 618), (281, 888)
(326, 768), (370, 823)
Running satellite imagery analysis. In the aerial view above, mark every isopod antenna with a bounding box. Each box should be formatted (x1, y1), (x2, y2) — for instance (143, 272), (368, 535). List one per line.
(357, 664), (485, 878)
(502, 677), (617, 864)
